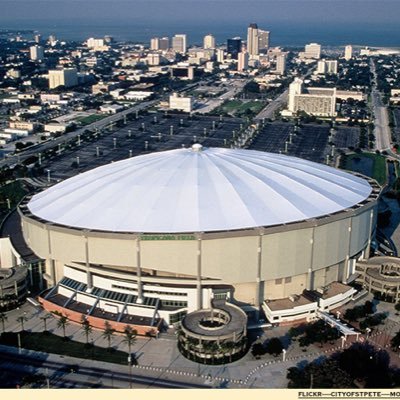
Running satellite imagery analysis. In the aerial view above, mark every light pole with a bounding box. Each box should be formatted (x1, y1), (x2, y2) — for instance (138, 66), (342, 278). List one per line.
(282, 348), (286, 362)
(127, 355), (132, 388)
(46, 169), (50, 183)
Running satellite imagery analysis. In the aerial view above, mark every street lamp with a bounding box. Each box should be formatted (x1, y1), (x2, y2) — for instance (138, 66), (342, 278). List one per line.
(46, 169), (51, 183)
(127, 354), (132, 389)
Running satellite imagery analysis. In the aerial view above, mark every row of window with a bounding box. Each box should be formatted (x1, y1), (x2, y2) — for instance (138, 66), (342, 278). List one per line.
(274, 277), (292, 285)
(160, 300), (188, 308)
(112, 283), (187, 297)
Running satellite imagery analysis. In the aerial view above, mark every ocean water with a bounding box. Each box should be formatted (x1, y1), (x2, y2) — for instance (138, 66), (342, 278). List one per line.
(4, 19), (400, 48)
(2, 0), (400, 47)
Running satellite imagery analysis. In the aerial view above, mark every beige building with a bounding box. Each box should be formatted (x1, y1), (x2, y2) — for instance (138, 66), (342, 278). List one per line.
(237, 51), (249, 72)
(275, 53), (286, 75)
(344, 45), (353, 61)
(301, 43), (321, 59)
(247, 23), (259, 57)
(258, 29), (270, 51)
(172, 34), (187, 54)
(169, 92), (193, 112)
(30, 45), (44, 61)
(203, 34), (216, 49)
(48, 68), (78, 89)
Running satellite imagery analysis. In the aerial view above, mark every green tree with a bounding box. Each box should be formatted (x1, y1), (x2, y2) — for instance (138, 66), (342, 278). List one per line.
(122, 325), (137, 357)
(81, 316), (92, 345)
(265, 337), (284, 356)
(56, 314), (69, 339)
(40, 313), (52, 332)
(102, 321), (115, 351)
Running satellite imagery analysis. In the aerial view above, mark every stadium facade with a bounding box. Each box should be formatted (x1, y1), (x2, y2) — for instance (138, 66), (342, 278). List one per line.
(18, 145), (380, 332)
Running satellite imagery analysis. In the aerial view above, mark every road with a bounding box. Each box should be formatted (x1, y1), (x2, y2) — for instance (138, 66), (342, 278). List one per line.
(254, 88), (288, 121)
(370, 59), (392, 151)
(196, 79), (250, 114)
(0, 99), (158, 170)
(0, 346), (211, 389)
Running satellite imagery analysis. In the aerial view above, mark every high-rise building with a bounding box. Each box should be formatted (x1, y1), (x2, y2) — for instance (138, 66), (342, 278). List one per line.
(288, 78), (303, 112)
(203, 34), (216, 49)
(258, 29), (270, 51)
(150, 37), (160, 50)
(172, 34), (187, 53)
(48, 35), (57, 46)
(304, 43), (321, 59)
(344, 45), (353, 61)
(237, 51), (249, 72)
(247, 23), (259, 57)
(30, 45), (44, 61)
(227, 37), (241, 60)
(216, 49), (225, 63)
(48, 68), (78, 89)
(317, 59), (338, 74)
(159, 37), (170, 51)
(34, 34), (41, 44)
(276, 53), (286, 75)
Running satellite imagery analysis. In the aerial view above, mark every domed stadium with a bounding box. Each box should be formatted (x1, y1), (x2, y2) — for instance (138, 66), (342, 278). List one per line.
(18, 144), (380, 334)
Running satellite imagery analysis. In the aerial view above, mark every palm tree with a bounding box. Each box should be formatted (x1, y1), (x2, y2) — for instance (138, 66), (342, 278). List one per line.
(16, 314), (28, 331)
(122, 325), (137, 357)
(56, 314), (69, 339)
(40, 313), (52, 332)
(81, 316), (92, 345)
(122, 325), (137, 389)
(102, 321), (115, 351)
(0, 312), (7, 334)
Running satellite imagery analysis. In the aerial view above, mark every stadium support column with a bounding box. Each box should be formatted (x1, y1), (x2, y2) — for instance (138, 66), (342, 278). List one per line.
(136, 236), (144, 304)
(255, 230), (264, 316)
(46, 226), (56, 286)
(196, 234), (202, 310)
(343, 218), (353, 283)
(84, 234), (93, 291)
(307, 228), (316, 291)
(365, 209), (375, 260)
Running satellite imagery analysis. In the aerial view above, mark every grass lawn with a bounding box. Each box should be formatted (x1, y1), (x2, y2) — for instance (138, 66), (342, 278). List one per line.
(344, 152), (387, 185)
(76, 114), (106, 126)
(0, 331), (133, 365)
(218, 100), (265, 117)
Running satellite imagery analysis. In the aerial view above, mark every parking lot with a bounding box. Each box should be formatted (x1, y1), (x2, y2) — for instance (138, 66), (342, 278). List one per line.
(38, 112), (244, 181)
(331, 126), (360, 149)
(248, 122), (331, 163)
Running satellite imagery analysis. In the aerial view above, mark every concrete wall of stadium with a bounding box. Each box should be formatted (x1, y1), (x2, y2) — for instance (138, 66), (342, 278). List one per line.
(20, 201), (376, 307)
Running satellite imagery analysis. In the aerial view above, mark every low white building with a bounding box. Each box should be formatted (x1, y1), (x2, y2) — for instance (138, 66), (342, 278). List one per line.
(99, 104), (124, 114)
(169, 93), (193, 113)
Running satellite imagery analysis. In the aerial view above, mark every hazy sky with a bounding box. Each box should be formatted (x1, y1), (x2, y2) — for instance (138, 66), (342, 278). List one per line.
(1, 0), (400, 24)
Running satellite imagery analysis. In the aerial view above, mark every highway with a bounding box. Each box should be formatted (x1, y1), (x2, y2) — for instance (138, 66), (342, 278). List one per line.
(0, 99), (158, 170)
(370, 59), (392, 152)
(254, 88), (288, 121)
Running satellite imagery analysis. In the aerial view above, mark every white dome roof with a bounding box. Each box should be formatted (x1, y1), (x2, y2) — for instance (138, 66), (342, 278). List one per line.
(27, 145), (372, 233)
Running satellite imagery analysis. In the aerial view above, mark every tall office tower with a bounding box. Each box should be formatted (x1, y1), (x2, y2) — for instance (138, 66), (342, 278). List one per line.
(237, 51), (249, 72)
(48, 68), (78, 89)
(172, 34), (187, 53)
(30, 45), (44, 61)
(325, 60), (338, 74)
(203, 34), (216, 49)
(34, 34), (41, 44)
(317, 60), (326, 74)
(48, 35), (57, 46)
(158, 37), (170, 51)
(247, 23), (259, 57)
(304, 43), (321, 59)
(276, 53), (286, 75)
(150, 37), (160, 50)
(288, 78), (304, 112)
(227, 37), (242, 60)
(258, 29), (270, 51)
(216, 49), (225, 63)
(344, 45), (353, 61)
